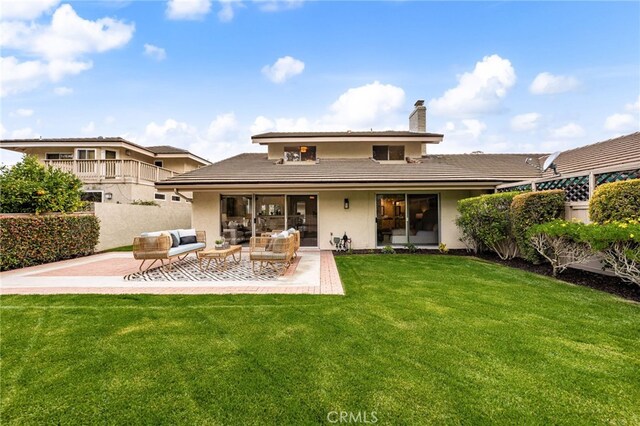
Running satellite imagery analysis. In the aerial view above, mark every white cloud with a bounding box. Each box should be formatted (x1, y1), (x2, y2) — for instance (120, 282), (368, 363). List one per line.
(53, 86), (73, 95)
(0, 0), (60, 21)
(261, 56), (305, 83)
(250, 81), (406, 134)
(143, 43), (166, 61)
(428, 54), (516, 117)
(550, 122), (585, 138)
(166, 0), (212, 20)
(105, 116), (116, 125)
(206, 112), (238, 139)
(11, 127), (36, 139)
(529, 72), (579, 95)
(81, 121), (96, 134)
(257, 0), (304, 12)
(510, 112), (541, 132)
(324, 81), (405, 129)
(218, 0), (242, 22)
(13, 108), (34, 117)
(604, 113), (638, 132)
(0, 4), (134, 96)
(625, 95), (640, 112)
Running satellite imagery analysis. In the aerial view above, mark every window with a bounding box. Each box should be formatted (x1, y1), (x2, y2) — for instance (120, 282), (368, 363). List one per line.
(45, 153), (73, 160)
(154, 160), (164, 167)
(154, 193), (166, 201)
(76, 149), (96, 160)
(373, 145), (405, 161)
(81, 191), (103, 203)
(171, 195), (180, 202)
(284, 146), (316, 162)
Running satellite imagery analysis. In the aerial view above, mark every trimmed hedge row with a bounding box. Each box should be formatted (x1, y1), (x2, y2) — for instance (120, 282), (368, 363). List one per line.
(511, 190), (566, 262)
(0, 214), (100, 271)
(589, 178), (640, 223)
(456, 191), (519, 259)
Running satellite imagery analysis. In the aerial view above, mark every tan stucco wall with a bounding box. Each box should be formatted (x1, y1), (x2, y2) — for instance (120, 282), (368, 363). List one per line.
(94, 202), (192, 251)
(267, 141), (423, 160)
(190, 189), (478, 251)
(318, 191), (376, 249)
(192, 192), (221, 245)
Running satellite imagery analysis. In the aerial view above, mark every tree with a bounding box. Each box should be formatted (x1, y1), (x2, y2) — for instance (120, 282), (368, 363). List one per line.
(0, 155), (85, 214)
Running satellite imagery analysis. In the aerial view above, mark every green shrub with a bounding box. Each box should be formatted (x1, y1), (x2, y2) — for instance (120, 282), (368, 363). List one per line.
(528, 220), (593, 276)
(511, 190), (565, 262)
(582, 219), (640, 286)
(405, 243), (417, 253)
(589, 179), (640, 223)
(131, 200), (160, 206)
(0, 214), (100, 271)
(381, 245), (395, 254)
(438, 242), (449, 254)
(0, 155), (85, 214)
(456, 191), (519, 259)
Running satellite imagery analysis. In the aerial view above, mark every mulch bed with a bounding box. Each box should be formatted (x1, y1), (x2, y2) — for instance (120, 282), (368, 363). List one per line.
(335, 249), (640, 302)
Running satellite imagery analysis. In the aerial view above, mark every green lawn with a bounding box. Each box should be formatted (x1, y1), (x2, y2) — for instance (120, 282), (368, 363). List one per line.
(1, 255), (639, 425)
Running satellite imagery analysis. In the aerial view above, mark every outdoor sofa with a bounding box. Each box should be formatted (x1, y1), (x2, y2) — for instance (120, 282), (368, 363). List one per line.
(132, 229), (206, 271)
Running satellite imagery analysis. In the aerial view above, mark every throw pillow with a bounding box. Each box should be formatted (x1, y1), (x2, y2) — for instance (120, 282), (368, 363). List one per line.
(272, 237), (287, 253)
(178, 228), (197, 245)
(169, 231), (180, 247)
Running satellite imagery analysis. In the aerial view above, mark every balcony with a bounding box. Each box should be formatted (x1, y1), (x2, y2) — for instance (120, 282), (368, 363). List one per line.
(43, 159), (175, 184)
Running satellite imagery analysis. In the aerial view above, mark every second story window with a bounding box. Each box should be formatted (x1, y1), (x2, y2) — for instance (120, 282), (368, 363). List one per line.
(45, 153), (73, 160)
(154, 160), (164, 168)
(76, 149), (96, 160)
(284, 146), (316, 162)
(373, 145), (405, 161)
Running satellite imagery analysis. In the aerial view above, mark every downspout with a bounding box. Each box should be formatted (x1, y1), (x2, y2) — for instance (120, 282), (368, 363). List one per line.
(174, 189), (193, 202)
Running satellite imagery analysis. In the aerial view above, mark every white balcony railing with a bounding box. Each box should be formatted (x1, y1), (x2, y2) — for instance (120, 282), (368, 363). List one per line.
(43, 159), (175, 184)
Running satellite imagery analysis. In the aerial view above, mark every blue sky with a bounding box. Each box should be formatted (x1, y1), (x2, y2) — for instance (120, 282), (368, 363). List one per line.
(1, 0), (639, 165)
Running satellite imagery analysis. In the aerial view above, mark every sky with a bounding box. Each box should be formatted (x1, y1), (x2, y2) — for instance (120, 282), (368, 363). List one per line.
(1, 0), (639, 166)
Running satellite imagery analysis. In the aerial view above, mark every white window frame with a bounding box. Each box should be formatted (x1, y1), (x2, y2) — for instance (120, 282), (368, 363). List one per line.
(45, 152), (73, 160)
(154, 160), (164, 168)
(171, 195), (181, 203)
(154, 193), (166, 201)
(76, 148), (97, 160)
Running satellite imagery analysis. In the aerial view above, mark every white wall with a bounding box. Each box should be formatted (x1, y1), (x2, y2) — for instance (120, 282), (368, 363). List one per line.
(94, 202), (192, 251)
(192, 192), (221, 246)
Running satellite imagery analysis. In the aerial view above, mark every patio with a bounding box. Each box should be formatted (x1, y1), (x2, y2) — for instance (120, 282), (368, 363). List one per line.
(0, 249), (344, 295)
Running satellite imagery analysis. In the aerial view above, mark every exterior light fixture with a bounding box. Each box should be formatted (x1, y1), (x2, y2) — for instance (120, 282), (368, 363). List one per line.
(105, 192), (113, 200)
(344, 198), (349, 209)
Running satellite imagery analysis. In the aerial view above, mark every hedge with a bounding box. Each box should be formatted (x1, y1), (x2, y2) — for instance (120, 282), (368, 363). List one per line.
(456, 191), (520, 259)
(511, 190), (565, 262)
(589, 179), (640, 224)
(0, 214), (100, 271)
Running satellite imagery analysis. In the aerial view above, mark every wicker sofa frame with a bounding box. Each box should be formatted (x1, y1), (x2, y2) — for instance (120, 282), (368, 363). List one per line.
(133, 231), (206, 271)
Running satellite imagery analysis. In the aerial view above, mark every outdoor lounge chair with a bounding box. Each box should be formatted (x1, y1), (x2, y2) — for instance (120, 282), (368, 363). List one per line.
(133, 230), (206, 271)
(260, 229), (300, 257)
(249, 234), (295, 275)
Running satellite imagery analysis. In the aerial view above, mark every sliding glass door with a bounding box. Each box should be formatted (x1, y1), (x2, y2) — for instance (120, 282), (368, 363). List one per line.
(287, 195), (318, 247)
(376, 193), (439, 246)
(220, 195), (252, 245)
(255, 195), (285, 234)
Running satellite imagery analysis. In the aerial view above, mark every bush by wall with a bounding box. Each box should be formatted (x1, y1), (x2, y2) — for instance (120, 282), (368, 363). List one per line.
(0, 155), (85, 214)
(456, 191), (520, 259)
(0, 214), (100, 271)
(528, 219), (593, 276)
(511, 190), (565, 262)
(583, 219), (640, 286)
(589, 179), (640, 224)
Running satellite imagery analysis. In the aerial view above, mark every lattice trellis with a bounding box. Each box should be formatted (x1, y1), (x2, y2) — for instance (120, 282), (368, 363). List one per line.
(535, 175), (590, 202)
(497, 183), (532, 193)
(595, 168), (640, 187)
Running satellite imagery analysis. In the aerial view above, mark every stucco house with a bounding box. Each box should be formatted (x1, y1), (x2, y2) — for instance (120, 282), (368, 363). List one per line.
(0, 137), (211, 204)
(155, 101), (551, 250)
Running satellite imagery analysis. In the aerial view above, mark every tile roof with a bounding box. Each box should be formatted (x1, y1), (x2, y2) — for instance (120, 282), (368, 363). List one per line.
(541, 132), (640, 178)
(145, 145), (190, 154)
(157, 152), (542, 186)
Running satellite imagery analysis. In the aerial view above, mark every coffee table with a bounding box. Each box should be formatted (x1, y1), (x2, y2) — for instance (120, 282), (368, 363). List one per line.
(197, 245), (242, 271)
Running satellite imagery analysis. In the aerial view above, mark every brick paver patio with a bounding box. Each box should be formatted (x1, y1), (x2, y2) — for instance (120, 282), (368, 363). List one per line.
(0, 249), (344, 295)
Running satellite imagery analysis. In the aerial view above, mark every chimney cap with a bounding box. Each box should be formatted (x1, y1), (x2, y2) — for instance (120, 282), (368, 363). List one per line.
(414, 100), (425, 107)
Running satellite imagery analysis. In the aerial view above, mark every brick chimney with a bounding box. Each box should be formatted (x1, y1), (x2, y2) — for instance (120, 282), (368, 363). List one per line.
(409, 100), (426, 132)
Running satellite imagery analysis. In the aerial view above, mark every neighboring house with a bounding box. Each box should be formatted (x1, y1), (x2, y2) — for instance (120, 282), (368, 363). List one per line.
(0, 137), (211, 204)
